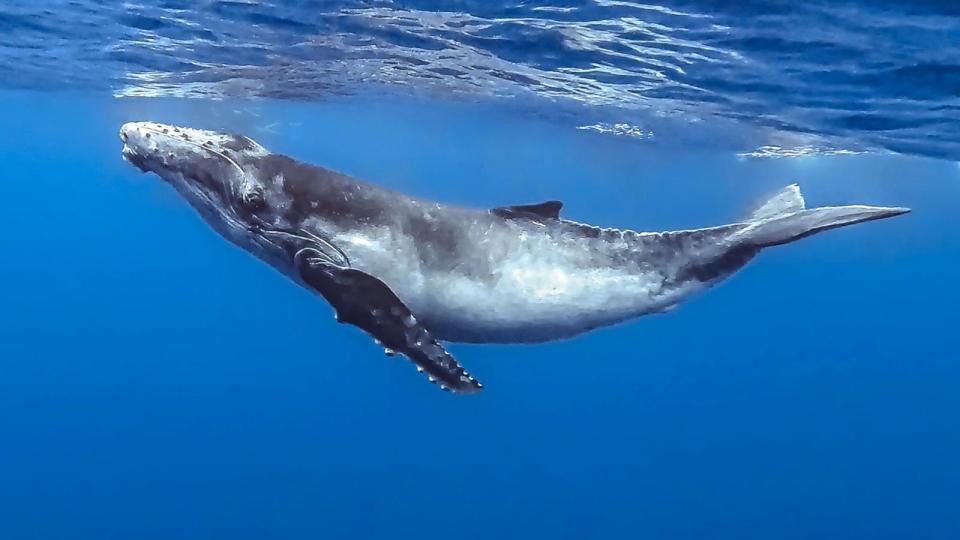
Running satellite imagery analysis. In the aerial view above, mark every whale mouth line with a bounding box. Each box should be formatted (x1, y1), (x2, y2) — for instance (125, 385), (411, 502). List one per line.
(260, 228), (351, 267)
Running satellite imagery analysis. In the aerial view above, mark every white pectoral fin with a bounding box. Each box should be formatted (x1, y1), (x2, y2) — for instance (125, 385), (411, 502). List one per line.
(295, 248), (483, 394)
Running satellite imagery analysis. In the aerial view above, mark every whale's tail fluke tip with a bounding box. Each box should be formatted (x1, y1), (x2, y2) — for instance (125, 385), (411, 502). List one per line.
(736, 184), (910, 248)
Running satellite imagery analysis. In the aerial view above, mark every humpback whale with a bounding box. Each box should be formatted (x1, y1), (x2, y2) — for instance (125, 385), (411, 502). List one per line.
(119, 122), (909, 393)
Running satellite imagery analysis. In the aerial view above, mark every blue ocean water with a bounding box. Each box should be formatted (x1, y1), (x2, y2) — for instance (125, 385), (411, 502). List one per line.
(1, 2), (959, 539)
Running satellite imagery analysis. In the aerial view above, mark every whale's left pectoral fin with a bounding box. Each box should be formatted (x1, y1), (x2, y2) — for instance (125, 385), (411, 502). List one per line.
(295, 248), (483, 394)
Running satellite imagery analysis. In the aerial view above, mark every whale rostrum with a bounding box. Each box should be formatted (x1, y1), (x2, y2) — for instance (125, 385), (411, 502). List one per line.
(119, 122), (910, 393)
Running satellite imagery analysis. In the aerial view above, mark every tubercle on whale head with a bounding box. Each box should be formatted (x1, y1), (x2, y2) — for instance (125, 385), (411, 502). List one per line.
(119, 121), (268, 184)
(119, 121), (303, 258)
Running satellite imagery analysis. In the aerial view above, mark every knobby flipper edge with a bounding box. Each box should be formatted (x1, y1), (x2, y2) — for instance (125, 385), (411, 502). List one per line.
(295, 248), (483, 393)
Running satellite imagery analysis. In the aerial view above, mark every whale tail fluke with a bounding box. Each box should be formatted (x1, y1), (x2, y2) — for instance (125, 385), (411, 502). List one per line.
(734, 184), (910, 247)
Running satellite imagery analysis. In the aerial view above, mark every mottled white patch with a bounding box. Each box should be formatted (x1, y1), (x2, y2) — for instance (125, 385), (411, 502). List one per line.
(121, 121), (269, 161)
(321, 218), (708, 343)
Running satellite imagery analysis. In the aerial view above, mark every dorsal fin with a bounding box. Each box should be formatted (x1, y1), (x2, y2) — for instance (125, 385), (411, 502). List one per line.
(491, 200), (563, 221)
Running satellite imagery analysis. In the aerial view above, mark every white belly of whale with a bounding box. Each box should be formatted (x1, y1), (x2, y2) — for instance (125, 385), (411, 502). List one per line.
(413, 264), (702, 343)
(331, 228), (701, 342)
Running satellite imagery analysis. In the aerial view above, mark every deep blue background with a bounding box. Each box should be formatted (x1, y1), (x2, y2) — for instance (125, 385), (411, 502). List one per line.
(0, 91), (958, 539)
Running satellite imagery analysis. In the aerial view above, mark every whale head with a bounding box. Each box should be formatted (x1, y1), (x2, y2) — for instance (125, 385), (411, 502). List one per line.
(119, 121), (271, 210)
(119, 122), (310, 271)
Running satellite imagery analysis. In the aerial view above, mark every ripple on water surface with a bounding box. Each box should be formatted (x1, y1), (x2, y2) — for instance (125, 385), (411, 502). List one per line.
(1, 1), (958, 160)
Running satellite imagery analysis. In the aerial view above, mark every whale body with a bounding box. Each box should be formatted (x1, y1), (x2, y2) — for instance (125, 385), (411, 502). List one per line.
(119, 122), (909, 392)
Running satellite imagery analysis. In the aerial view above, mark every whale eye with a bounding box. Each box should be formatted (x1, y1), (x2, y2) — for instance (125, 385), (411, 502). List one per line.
(242, 187), (265, 211)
